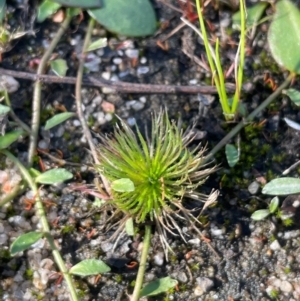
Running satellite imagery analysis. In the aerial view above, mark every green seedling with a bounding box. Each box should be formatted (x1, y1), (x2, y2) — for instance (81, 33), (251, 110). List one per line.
(251, 196), (279, 221)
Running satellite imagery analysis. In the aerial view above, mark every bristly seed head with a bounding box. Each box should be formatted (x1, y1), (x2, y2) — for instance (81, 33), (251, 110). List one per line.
(96, 110), (217, 251)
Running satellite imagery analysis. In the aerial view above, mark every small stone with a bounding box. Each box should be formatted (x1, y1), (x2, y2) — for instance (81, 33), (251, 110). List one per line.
(140, 57), (147, 64)
(54, 125), (65, 138)
(0, 75), (20, 93)
(137, 66), (149, 75)
(38, 139), (49, 150)
(0, 233), (8, 245)
(248, 181), (260, 195)
(139, 96), (147, 103)
(101, 72), (111, 80)
(189, 79), (198, 85)
(125, 48), (139, 58)
(73, 119), (81, 127)
(269, 240), (281, 251)
(194, 277), (214, 296)
(280, 280), (293, 293)
(127, 117), (136, 126)
(188, 238), (200, 246)
(153, 252), (164, 266)
(113, 57), (122, 65)
(177, 271), (188, 283)
(84, 53), (101, 72)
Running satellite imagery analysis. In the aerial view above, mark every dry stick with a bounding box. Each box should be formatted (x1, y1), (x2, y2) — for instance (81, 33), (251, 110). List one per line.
(75, 18), (110, 193)
(0, 67), (236, 94)
(27, 16), (72, 166)
(205, 74), (294, 163)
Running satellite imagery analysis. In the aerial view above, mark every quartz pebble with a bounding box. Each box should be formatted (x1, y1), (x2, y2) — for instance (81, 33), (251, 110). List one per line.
(194, 277), (214, 296)
(153, 252), (164, 266)
(248, 181), (260, 195)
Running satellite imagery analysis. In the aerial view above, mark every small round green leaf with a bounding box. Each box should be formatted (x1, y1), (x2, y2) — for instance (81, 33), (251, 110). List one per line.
(111, 178), (135, 192)
(269, 196), (279, 214)
(140, 277), (178, 297)
(225, 144), (239, 167)
(268, 0), (300, 74)
(44, 112), (75, 130)
(87, 38), (107, 52)
(37, 0), (61, 22)
(88, 0), (157, 37)
(35, 168), (73, 184)
(0, 104), (10, 114)
(262, 177), (300, 195)
(0, 130), (23, 149)
(69, 259), (111, 276)
(50, 59), (68, 77)
(51, 0), (101, 8)
(10, 232), (44, 256)
(251, 209), (270, 221)
(283, 88), (300, 106)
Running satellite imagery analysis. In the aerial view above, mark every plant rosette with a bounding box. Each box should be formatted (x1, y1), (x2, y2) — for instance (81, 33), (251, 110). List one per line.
(96, 110), (217, 251)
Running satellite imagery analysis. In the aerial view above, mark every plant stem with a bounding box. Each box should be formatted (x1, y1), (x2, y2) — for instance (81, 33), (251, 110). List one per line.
(27, 15), (72, 167)
(1, 150), (79, 301)
(131, 225), (152, 301)
(3, 90), (31, 133)
(206, 73), (294, 162)
(75, 18), (110, 194)
(231, 0), (246, 115)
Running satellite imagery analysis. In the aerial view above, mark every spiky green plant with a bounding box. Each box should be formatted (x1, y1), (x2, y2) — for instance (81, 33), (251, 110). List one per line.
(96, 110), (217, 249)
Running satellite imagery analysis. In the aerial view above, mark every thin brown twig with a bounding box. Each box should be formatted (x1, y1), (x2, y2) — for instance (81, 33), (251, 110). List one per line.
(75, 18), (110, 195)
(27, 16), (72, 166)
(0, 67), (236, 94)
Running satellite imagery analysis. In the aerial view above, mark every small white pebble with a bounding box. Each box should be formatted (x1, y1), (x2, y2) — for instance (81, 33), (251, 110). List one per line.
(139, 96), (147, 103)
(127, 117), (136, 127)
(125, 48), (139, 59)
(113, 57), (122, 65)
(153, 252), (164, 266)
(38, 139), (49, 150)
(73, 119), (81, 127)
(137, 66), (149, 75)
(269, 240), (281, 251)
(101, 72), (111, 80)
(140, 57), (147, 64)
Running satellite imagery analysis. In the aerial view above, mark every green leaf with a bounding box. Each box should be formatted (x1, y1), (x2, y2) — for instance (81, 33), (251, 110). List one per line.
(111, 178), (135, 192)
(125, 218), (134, 236)
(35, 168), (73, 184)
(88, 0), (157, 37)
(0, 0), (6, 24)
(66, 7), (81, 17)
(0, 130), (23, 149)
(10, 232), (44, 256)
(225, 144), (239, 167)
(268, 0), (300, 74)
(29, 168), (42, 178)
(262, 177), (300, 195)
(250, 209), (270, 221)
(269, 196), (279, 213)
(50, 59), (68, 77)
(233, 2), (268, 30)
(87, 38), (107, 52)
(283, 88), (300, 106)
(69, 259), (110, 276)
(0, 104), (10, 114)
(37, 0), (61, 22)
(140, 277), (178, 297)
(51, 0), (101, 8)
(44, 112), (75, 130)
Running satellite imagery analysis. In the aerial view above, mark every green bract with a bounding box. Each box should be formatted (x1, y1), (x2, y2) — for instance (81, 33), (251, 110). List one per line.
(96, 111), (216, 227)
